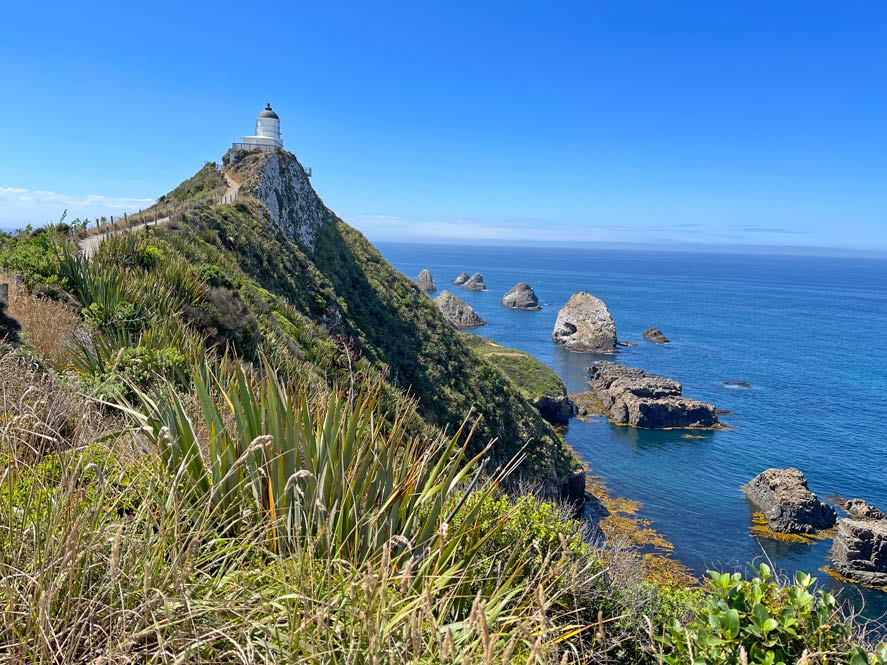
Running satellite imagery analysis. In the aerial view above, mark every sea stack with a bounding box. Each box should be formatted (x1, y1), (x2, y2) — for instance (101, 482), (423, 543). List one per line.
(462, 273), (486, 291)
(742, 468), (837, 535)
(551, 292), (617, 353)
(643, 327), (670, 344)
(501, 282), (541, 310)
(417, 269), (436, 295)
(434, 290), (486, 328)
(452, 272), (470, 286)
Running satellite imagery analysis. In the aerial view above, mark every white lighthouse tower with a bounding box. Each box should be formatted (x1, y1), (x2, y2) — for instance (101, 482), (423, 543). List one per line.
(235, 103), (283, 152)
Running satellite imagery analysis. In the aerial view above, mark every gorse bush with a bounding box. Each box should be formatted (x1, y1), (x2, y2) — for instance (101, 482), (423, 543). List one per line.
(658, 563), (887, 665)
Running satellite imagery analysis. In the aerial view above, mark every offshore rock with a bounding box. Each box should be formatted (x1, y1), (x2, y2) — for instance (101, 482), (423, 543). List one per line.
(845, 498), (887, 521)
(417, 269), (436, 295)
(643, 327), (670, 344)
(585, 361), (720, 429)
(551, 292), (617, 353)
(742, 468), (837, 535)
(831, 518), (887, 586)
(434, 290), (486, 328)
(501, 282), (541, 310)
(462, 272), (486, 291)
(452, 272), (470, 286)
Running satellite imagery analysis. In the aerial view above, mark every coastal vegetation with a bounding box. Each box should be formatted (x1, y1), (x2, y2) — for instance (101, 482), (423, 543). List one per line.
(1, 153), (884, 662)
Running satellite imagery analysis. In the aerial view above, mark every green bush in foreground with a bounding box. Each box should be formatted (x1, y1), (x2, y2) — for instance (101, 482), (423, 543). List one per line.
(658, 563), (887, 665)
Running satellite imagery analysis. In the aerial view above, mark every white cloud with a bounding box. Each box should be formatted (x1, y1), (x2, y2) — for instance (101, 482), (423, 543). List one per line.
(0, 186), (155, 227)
(346, 213), (722, 246)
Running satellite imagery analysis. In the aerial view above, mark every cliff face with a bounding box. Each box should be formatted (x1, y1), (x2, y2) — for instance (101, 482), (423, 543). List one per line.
(228, 150), (331, 251)
(208, 150), (581, 502)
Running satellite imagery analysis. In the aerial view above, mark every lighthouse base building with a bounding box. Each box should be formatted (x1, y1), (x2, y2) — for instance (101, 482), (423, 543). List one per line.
(233, 103), (283, 152)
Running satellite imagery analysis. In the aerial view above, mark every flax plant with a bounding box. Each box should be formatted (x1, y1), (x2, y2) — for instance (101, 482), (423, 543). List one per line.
(130, 357), (495, 563)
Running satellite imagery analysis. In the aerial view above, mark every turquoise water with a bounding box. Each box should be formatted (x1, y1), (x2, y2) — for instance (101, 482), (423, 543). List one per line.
(378, 242), (887, 623)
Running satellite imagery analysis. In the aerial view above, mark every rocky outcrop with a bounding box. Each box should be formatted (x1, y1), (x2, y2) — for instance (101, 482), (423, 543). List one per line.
(417, 269), (436, 295)
(559, 468), (588, 513)
(845, 499), (886, 521)
(452, 272), (470, 286)
(462, 273), (486, 291)
(434, 291), (486, 328)
(643, 327), (669, 344)
(233, 150), (331, 251)
(501, 282), (541, 310)
(551, 292), (617, 353)
(831, 518), (887, 586)
(742, 468), (837, 534)
(531, 395), (576, 426)
(584, 361), (720, 429)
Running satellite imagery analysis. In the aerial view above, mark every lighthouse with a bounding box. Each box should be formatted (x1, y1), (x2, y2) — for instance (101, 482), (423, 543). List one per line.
(234, 103), (283, 152)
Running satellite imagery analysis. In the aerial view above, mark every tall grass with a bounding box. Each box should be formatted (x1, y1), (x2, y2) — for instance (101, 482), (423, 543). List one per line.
(0, 272), (79, 369)
(0, 351), (608, 662)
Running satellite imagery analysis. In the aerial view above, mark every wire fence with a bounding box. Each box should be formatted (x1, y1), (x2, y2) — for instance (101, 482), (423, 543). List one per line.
(67, 183), (242, 241)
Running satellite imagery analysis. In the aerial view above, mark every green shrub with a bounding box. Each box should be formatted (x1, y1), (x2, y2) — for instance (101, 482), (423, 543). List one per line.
(197, 263), (237, 289)
(134, 244), (164, 269)
(658, 563), (887, 665)
(0, 228), (63, 286)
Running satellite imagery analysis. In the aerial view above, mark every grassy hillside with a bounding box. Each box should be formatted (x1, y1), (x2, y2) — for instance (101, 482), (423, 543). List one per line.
(462, 333), (567, 404)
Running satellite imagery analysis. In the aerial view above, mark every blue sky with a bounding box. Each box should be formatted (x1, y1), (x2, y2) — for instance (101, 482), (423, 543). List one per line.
(1, 1), (885, 252)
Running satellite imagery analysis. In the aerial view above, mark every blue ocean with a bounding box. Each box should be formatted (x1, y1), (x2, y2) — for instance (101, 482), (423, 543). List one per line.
(378, 242), (887, 622)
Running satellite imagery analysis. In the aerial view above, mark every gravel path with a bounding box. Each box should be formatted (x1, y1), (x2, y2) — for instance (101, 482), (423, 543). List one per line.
(77, 173), (242, 258)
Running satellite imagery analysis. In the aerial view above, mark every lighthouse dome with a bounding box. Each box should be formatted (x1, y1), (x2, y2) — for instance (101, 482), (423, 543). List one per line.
(258, 103), (279, 120)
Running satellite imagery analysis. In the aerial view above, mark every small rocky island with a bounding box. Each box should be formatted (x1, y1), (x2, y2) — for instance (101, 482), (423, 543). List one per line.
(551, 292), (617, 353)
(742, 468), (836, 535)
(452, 272), (470, 285)
(434, 290), (486, 328)
(416, 269), (436, 295)
(577, 361), (721, 429)
(461, 272), (486, 291)
(643, 327), (669, 344)
(501, 282), (541, 310)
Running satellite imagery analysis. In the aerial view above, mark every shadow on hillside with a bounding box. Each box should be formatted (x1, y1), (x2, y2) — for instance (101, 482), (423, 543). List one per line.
(308, 219), (433, 399)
